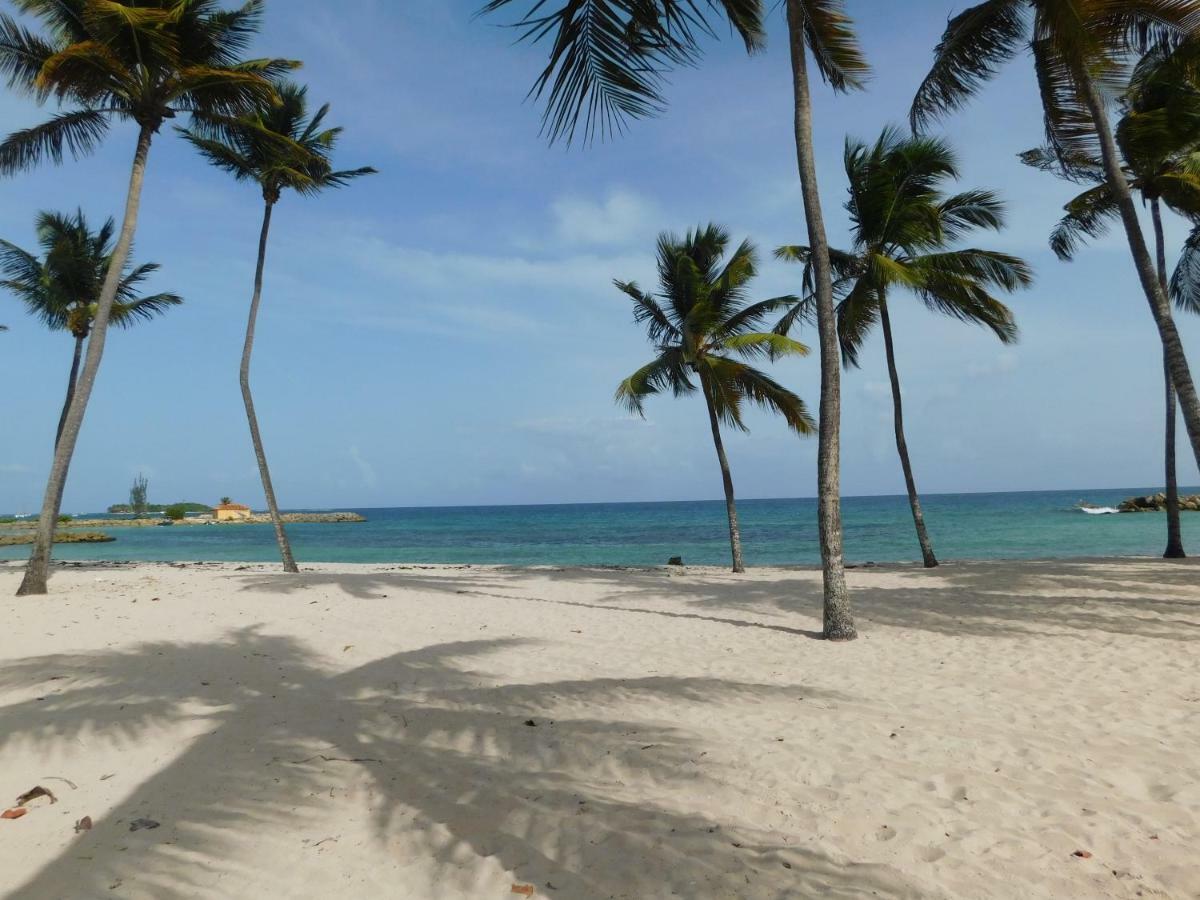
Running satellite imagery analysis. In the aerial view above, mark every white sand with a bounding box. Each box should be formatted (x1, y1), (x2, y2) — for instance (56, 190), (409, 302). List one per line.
(0, 557), (1196, 899)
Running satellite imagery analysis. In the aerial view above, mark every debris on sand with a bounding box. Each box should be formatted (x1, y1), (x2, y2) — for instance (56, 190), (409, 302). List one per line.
(16, 786), (57, 806)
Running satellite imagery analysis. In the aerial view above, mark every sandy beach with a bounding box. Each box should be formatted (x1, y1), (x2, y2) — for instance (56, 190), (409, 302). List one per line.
(0, 557), (1196, 899)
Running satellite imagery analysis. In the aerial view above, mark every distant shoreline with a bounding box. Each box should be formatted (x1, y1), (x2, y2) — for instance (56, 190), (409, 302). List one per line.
(0, 511), (366, 530)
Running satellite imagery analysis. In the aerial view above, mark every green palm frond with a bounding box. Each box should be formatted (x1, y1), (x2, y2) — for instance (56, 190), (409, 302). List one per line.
(912, 0), (1200, 169)
(0, 207), (181, 336)
(721, 332), (809, 360)
(0, 108), (109, 175)
(178, 80), (375, 202)
(1171, 223), (1200, 314)
(787, 0), (870, 91)
(1018, 144), (1106, 184)
(702, 355), (816, 434)
(778, 128), (1030, 361)
(910, 0), (1026, 131)
(479, 0), (769, 144)
(615, 348), (695, 416)
(834, 278), (881, 367)
(110, 292), (183, 328)
(614, 222), (815, 437)
(0, 0), (298, 176)
(1049, 182), (1118, 259)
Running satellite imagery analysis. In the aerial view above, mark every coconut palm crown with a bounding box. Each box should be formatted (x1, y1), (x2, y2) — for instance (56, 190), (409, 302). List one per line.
(0, 0), (298, 174)
(0, 209), (181, 340)
(0, 209), (181, 447)
(178, 80), (377, 204)
(615, 225), (814, 435)
(778, 129), (1032, 365)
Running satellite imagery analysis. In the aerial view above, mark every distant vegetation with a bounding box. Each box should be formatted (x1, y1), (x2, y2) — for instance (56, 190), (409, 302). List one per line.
(163, 504), (188, 521)
(129, 473), (149, 517)
(107, 502), (212, 515)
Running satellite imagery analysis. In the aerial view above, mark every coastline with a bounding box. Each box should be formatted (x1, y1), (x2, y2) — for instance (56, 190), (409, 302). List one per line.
(1, 557), (1196, 898)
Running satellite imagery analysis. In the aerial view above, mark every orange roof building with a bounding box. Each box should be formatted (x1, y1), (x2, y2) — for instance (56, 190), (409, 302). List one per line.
(214, 502), (252, 522)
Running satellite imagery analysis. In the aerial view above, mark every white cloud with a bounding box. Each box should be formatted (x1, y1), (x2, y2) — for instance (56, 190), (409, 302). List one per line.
(549, 189), (660, 247)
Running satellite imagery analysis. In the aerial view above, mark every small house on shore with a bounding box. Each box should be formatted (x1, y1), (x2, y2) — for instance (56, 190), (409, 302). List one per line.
(215, 502), (252, 522)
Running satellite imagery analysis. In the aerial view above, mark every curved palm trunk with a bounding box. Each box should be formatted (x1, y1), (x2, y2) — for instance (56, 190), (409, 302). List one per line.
(1151, 199), (1185, 558)
(879, 299), (938, 568)
(18, 126), (155, 596)
(700, 373), (746, 573)
(1080, 76), (1200, 476)
(54, 334), (85, 449)
(242, 201), (299, 574)
(786, 0), (855, 640)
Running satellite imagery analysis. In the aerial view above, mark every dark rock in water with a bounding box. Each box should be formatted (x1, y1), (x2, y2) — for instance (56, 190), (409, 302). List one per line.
(667, 556), (684, 567)
(1117, 492), (1200, 512)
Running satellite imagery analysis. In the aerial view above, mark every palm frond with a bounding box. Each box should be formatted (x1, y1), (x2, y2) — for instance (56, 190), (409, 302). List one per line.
(721, 331), (809, 360)
(1049, 182), (1119, 259)
(479, 0), (765, 144)
(614, 348), (694, 415)
(1171, 223), (1200, 314)
(790, 0), (869, 91)
(0, 11), (56, 91)
(703, 355), (816, 434)
(0, 108), (108, 175)
(111, 292), (184, 327)
(910, 0), (1026, 130)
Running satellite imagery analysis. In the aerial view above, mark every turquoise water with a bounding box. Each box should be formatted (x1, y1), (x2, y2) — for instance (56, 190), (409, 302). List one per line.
(2, 488), (1195, 566)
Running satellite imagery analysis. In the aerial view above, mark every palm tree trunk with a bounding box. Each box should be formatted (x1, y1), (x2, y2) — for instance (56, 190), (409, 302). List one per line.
(879, 299), (938, 568)
(242, 200), (299, 574)
(786, 0), (855, 640)
(700, 373), (746, 573)
(1079, 75), (1200, 475)
(1151, 199), (1185, 558)
(17, 126), (155, 596)
(54, 334), (85, 449)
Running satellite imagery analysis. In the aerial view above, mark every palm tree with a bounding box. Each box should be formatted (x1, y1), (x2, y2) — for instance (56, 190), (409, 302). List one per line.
(1024, 48), (1200, 558)
(0, 0), (296, 596)
(615, 225), (815, 573)
(0, 209), (182, 448)
(910, 0), (1200, 483)
(480, 0), (869, 639)
(178, 83), (375, 574)
(778, 130), (1033, 568)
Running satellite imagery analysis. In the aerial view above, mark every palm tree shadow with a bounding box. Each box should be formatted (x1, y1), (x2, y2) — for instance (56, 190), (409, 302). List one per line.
(0, 627), (922, 899)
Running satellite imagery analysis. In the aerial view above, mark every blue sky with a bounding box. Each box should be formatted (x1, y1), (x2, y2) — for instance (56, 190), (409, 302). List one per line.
(1, 1), (1196, 513)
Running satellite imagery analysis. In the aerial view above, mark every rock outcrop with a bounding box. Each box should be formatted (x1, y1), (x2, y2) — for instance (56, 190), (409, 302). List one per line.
(1118, 493), (1200, 512)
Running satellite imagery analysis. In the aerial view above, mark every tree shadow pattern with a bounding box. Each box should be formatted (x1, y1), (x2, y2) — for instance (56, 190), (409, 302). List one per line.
(0, 627), (925, 899)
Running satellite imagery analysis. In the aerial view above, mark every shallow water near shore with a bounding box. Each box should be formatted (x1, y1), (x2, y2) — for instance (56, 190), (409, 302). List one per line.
(3, 486), (1196, 566)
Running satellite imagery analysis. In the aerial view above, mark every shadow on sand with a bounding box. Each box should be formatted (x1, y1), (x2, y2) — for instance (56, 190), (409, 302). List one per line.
(0, 626), (921, 898)
(240, 556), (1200, 642)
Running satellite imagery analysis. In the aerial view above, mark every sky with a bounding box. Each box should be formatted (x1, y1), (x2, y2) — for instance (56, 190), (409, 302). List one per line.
(1, 0), (1197, 514)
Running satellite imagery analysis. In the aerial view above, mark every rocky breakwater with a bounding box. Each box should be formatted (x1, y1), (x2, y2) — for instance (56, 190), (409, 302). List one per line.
(1118, 493), (1200, 512)
(260, 512), (366, 524)
(0, 531), (115, 546)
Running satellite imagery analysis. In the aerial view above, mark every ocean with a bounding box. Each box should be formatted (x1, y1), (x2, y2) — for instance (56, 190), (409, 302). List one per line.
(2, 487), (1194, 567)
